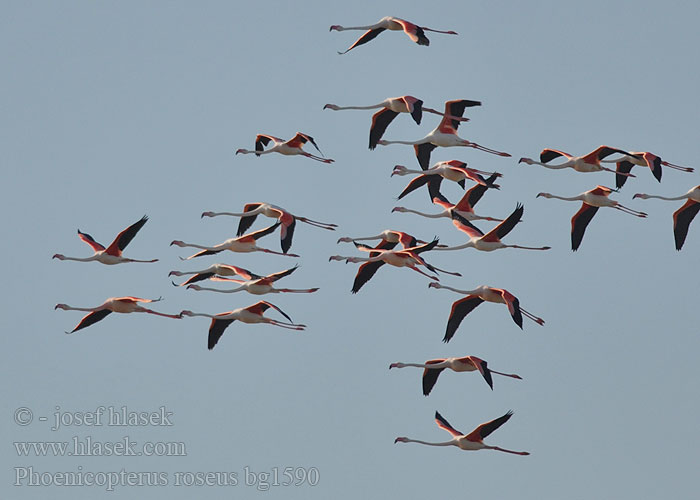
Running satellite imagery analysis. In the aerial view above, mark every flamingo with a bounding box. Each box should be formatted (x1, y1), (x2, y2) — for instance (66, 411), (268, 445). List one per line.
(55, 297), (181, 334)
(389, 355), (522, 394)
(537, 185), (647, 251)
(52, 215), (157, 265)
(394, 411), (529, 455)
(518, 145), (634, 178)
(170, 223), (300, 259)
(169, 264), (261, 287)
(435, 204), (551, 252)
(329, 17), (457, 54)
(392, 174), (502, 223)
(600, 151), (694, 189)
(235, 133), (334, 164)
(337, 230), (429, 249)
(377, 99), (511, 169)
(428, 282), (545, 343)
(391, 160), (501, 201)
(329, 239), (461, 293)
(633, 185), (700, 250)
(323, 96), (468, 150)
(201, 203), (336, 254)
(180, 301), (305, 350)
(185, 265), (319, 295)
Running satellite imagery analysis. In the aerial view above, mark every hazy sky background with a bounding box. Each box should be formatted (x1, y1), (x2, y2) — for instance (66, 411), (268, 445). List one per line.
(2, 1), (699, 498)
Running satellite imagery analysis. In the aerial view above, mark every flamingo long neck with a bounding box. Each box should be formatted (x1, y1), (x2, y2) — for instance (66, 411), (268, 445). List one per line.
(63, 305), (101, 312)
(332, 103), (384, 110)
(400, 208), (446, 219)
(544, 194), (584, 202)
(402, 438), (455, 447)
(642, 194), (689, 201)
(178, 242), (216, 250)
(193, 285), (246, 294)
(433, 284), (474, 294)
(206, 211), (250, 218)
(381, 138), (426, 146)
(335, 24), (379, 31)
(185, 312), (219, 319)
(394, 362), (436, 369)
(59, 255), (99, 262)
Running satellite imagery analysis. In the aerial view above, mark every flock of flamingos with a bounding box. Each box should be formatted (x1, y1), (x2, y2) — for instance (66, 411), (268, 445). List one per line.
(52, 16), (698, 456)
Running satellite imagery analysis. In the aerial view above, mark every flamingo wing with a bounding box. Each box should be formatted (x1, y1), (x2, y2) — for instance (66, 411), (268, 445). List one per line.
(245, 222), (281, 241)
(338, 28), (386, 54)
(403, 96), (424, 125)
(279, 217), (296, 254)
(409, 238), (439, 255)
(77, 230), (105, 252)
(422, 359), (446, 396)
(482, 203), (523, 242)
(69, 309), (112, 333)
(415, 143), (437, 170)
(393, 18), (429, 45)
(208, 318), (235, 350)
(583, 145), (629, 163)
(443, 99), (481, 131)
(369, 108), (400, 150)
(236, 203), (264, 236)
(444, 296), (484, 343)
(431, 193), (453, 210)
(456, 174), (497, 211)
(496, 289), (523, 329)
(255, 134), (279, 155)
(252, 300), (293, 323)
(221, 265), (261, 280)
(571, 203), (599, 251)
(540, 148), (572, 163)
(178, 272), (215, 286)
(451, 211), (485, 238)
(351, 260), (386, 294)
(291, 132), (323, 155)
(397, 175), (436, 200)
(642, 152), (663, 182)
(615, 160), (635, 189)
(463, 357), (494, 390)
(465, 411), (514, 442)
(104, 215), (149, 256)
(673, 199), (700, 251)
(264, 265), (299, 282)
(434, 411), (463, 437)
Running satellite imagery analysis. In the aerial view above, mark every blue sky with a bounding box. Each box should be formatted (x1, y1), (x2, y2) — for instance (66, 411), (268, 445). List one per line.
(3, 1), (699, 498)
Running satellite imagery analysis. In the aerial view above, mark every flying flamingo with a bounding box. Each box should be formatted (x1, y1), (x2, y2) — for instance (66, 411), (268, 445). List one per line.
(55, 297), (181, 334)
(389, 355), (522, 394)
(394, 411), (530, 456)
(392, 160), (501, 201)
(337, 230), (433, 249)
(323, 96), (468, 150)
(633, 185), (700, 250)
(170, 223), (300, 259)
(537, 185), (647, 251)
(428, 282), (545, 342)
(329, 17), (458, 54)
(392, 174), (502, 223)
(185, 265), (319, 295)
(201, 203), (336, 254)
(518, 145), (634, 178)
(180, 301), (305, 350)
(52, 215), (157, 265)
(169, 264), (261, 287)
(235, 133), (334, 164)
(377, 100), (511, 169)
(600, 151), (694, 189)
(435, 204), (551, 252)
(329, 239), (461, 293)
